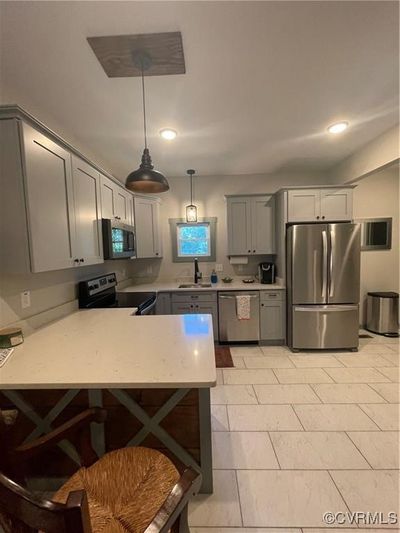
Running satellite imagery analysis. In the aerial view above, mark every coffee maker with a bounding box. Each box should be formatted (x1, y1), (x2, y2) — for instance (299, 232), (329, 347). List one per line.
(258, 262), (276, 284)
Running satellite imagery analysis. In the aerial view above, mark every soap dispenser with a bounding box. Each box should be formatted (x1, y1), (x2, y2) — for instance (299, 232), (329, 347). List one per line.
(211, 269), (218, 284)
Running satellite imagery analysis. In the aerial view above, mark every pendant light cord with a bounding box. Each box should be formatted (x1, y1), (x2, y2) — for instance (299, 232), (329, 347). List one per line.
(190, 174), (193, 205)
(140, 62), (148, 150)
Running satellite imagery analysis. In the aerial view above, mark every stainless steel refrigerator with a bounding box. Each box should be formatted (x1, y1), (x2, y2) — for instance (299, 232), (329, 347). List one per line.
(287, 223), (361, 351)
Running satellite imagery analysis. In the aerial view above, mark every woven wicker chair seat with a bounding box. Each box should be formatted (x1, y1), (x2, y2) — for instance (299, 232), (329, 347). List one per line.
(52, 447), (180, 533)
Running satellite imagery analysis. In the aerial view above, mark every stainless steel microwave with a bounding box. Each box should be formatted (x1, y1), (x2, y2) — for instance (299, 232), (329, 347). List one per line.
(102, 219), (136, 260)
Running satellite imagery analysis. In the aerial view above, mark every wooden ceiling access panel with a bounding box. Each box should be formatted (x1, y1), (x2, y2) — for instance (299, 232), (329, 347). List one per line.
(87, 31), (185, 78)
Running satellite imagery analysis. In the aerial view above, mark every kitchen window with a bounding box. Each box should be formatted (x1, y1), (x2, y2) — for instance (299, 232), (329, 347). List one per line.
(169, 217), (217, 262)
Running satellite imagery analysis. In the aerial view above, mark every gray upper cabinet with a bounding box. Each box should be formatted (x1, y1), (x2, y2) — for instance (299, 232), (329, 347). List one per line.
(134, 196), (162, 258)
(287, 188), (353, 223)
(100, 174), (134, 226)
(227, 197), (252, 255)
(227, 195), (275, 255)
(287, 189), (320, 222)
(319, 188), (353, 221)
(251, 196), (275, 254)
(100, 175), (115, 220)
(71, 156), (103, 266)
(0, 119), (105, 273)
(22, 123), (77, 272)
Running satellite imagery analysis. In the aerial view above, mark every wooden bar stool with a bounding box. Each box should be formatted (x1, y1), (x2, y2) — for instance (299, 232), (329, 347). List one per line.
(0, 408), (201, 533)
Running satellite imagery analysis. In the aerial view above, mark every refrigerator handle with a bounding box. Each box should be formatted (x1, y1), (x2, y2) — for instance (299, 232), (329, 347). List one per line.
(329, 229), (334, 297)
(322, 230), (328, 299)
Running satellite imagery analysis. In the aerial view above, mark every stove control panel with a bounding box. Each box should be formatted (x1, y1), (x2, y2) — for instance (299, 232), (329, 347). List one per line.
(84, 273), (117, 297)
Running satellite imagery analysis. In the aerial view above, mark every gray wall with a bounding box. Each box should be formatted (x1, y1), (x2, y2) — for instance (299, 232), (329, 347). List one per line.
(0, 260), (132, 329)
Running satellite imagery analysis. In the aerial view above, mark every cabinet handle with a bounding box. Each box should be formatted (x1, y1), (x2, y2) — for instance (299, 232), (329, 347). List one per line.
(155, 252), (159, 256)
(79, 258), (84, 263)
(253, 250), (256, 253)
(261, 303), (264, 307)
(248, 249), (251, 253)
(316, 216), (320, 220)
(322, 216), (325, 220)
(74, 259), (79, 263)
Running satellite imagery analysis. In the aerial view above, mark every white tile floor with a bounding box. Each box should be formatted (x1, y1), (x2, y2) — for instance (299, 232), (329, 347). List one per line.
(189, 331), (400, 531)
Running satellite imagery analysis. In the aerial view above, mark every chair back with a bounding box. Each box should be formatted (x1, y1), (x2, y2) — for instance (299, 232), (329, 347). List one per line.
(0, 410), (91, 533)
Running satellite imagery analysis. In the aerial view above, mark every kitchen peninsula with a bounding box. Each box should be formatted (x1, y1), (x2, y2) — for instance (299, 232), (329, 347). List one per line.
(0, 309), (216, 493)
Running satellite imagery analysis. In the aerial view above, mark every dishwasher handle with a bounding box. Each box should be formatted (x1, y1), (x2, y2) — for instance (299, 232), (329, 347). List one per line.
(219, 294), (259, 299)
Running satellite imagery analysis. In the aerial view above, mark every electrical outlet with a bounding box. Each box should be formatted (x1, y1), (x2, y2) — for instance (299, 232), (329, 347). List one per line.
(215, 264), (223, 272)
(21, 290), (31, 309)
(146, 265), (153, 275)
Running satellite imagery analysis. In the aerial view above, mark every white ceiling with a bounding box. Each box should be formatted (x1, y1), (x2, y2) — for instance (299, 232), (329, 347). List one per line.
(0, 1), (398, 181)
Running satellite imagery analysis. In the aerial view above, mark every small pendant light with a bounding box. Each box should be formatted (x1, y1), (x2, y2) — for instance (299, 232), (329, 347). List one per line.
(186, 169), (198, 222)
(125, 53), (169, 193)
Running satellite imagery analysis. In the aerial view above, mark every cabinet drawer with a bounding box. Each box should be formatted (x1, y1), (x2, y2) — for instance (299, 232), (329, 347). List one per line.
(171, 292), (217, 303)
(260, 290), (284, 302)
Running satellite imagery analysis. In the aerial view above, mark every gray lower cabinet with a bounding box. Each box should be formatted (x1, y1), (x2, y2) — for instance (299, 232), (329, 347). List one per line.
(171, 292), (218, 340)
(260, 290), (286, 343)
(156, 292), (172, 315)
(162, 289), (286, 344)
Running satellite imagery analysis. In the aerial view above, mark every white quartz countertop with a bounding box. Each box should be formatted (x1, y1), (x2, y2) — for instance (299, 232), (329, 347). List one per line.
(0, 310), (216, 390)
(121, 280), (285, 293)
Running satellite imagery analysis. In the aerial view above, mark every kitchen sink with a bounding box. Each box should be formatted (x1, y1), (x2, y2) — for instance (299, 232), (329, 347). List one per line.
(178, 283), (212, 288)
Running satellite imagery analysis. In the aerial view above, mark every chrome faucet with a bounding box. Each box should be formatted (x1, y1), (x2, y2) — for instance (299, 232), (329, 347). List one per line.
(194, 258), (202, 284)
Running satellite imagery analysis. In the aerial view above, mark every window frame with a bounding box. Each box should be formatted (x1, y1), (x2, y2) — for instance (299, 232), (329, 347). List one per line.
(169, 217), (217, 262)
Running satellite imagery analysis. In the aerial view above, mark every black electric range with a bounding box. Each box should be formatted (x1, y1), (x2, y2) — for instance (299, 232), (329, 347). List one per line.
(78, 273), (156, 315)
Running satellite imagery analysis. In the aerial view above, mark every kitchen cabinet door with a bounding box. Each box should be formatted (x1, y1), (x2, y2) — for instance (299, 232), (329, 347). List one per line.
(100, 175), (134, 225)
(287, 189), (321, 222)
(156, 293), (171, 315)
(114, 188), (129, 223)
(72, 156), (103, 266)
(260, 300), (285, 341)
(227, 197), (252, 255)
(251, 195), (275, 254)
(22, 123), (77, 272)
(127, 194), (134, 226)
(100, 175), (115, 220)
(193, 302), (219, 340)
(135, 196), (162, 258)
(320, 188), (353, 221)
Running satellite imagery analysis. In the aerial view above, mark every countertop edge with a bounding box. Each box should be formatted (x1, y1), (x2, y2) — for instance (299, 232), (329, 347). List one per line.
(0, 381), (217, 390)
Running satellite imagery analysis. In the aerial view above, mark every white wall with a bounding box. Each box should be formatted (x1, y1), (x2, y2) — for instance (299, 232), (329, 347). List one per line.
(128, 170), (328, 283)
(329, 125), (399, 184)
(352, 163), (399, 324)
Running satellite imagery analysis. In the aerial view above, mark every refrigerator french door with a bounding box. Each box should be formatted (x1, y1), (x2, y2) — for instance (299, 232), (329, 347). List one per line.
(287, 223), (361, 350)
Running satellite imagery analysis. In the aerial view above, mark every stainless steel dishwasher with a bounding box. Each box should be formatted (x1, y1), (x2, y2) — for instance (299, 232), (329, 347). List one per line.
(218, 291), (260, 342)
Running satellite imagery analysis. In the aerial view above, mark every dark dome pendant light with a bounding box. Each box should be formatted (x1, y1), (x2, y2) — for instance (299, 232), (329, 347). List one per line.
(125, 52), (169, 193)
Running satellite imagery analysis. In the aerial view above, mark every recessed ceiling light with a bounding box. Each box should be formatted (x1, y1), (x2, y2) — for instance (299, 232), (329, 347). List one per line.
(327, 121), (349, 134)
(160, 128), (177, 140)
